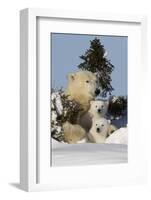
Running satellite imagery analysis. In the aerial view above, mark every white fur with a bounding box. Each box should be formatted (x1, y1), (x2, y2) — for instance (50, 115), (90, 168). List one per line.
(79, 100), (109, 132)
(63, 71), (98, 143)
(89, 100), (109, 119)
(88, 118), (110, 143)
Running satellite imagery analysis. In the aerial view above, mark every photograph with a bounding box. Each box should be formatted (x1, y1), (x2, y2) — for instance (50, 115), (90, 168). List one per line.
(51, 33), (128, 166)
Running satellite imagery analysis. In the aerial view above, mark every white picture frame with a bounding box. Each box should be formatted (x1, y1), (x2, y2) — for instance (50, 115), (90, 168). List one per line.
(20, 8), (147, 191)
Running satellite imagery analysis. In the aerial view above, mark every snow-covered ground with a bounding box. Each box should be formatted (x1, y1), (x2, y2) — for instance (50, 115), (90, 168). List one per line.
(106, 127), (128, 144)
(51, 138), (128, 167)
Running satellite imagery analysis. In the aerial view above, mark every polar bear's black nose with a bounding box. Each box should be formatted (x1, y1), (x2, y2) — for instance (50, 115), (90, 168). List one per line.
(98, 109), (101, 113)
(96, 127), (100, 133)
(95, 88), (100, 95)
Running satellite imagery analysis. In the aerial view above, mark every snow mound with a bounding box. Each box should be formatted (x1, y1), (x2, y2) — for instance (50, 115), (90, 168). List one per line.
(105, 127), (128, 144)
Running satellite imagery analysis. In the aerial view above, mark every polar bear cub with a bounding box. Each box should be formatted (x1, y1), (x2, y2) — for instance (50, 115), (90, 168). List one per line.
(88, 118), (117, 143)
(89, 100), (109, 118)
(79, 100), (109, 132)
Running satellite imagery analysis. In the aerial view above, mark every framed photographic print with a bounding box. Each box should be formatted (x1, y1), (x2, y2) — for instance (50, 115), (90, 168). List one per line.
(20, 8), (147, 191)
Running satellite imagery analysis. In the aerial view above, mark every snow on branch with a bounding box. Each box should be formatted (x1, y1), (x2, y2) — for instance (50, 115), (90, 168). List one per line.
(51, 88), (83, 142)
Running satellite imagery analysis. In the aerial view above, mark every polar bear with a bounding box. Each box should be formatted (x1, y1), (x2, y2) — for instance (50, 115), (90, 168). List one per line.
(63, 71), (100, 143)
(89, 100), (109, 118)
(78, 100), (109, 132)
(65, 71), (100, 113)
(63, 122), (88, 144)
(88, 118), (117, 143)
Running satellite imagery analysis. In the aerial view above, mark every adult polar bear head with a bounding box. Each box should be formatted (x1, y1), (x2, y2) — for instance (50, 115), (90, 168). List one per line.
(65, 70), (100, 112)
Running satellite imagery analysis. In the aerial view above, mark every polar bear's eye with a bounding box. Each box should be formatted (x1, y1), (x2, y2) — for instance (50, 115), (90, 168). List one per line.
(102, 124), (104, 127)
(86, 80), (89, 83)
(96, 124), (98, 126)
(95, 105), (97, 108)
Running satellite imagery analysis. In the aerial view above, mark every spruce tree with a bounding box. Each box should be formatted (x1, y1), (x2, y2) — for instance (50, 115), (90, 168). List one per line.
(78, 37), (114, 97)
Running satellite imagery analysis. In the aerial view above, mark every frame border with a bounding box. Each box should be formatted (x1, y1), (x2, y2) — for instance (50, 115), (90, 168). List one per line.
(20, 8), (147, 191)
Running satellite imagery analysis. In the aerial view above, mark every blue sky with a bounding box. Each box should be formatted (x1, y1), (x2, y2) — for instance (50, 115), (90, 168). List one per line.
(51, 33), (127, 96)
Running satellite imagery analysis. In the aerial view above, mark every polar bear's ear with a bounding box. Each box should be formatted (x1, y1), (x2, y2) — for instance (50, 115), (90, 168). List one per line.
(67, 73), (75, 81)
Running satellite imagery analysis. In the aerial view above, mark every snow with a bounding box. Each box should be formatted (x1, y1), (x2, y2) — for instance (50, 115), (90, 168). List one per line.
(52, 111), (57, 121)
(103, 50), (108, 58)
(51, 139), (127, 166)
(77, 138), (88, 143)
(52, 92), (63, 115)
(112, 96), (119, 103)
(105, 127), (128, 144)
